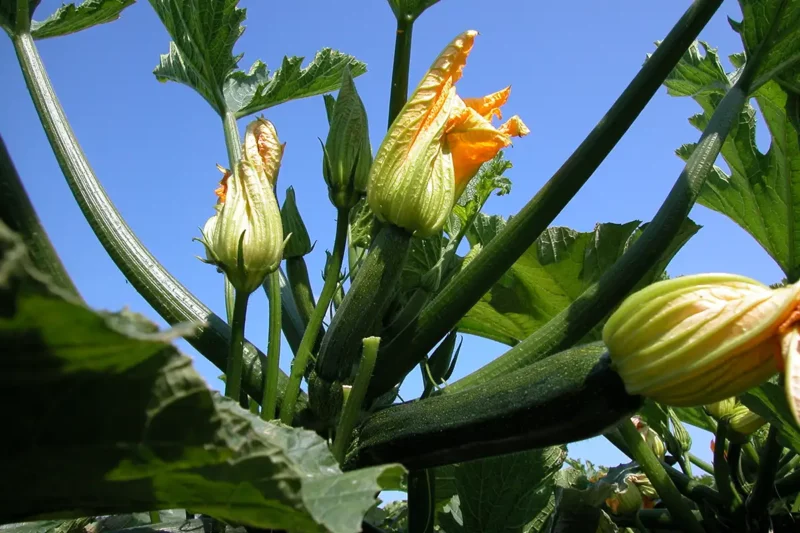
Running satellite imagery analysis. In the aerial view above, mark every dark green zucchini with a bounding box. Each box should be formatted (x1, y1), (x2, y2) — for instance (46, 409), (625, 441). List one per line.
(347, 342), (641, 470)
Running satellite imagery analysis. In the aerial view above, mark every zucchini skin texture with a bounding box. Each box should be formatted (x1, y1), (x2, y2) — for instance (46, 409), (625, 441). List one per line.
(348, 342), (641, 470)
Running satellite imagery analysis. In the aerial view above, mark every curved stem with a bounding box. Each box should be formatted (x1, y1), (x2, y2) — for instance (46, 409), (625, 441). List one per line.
(262, 270), (282, 420)
(281, 209), (350, 425)
(618, 419), (704, 533)
(0, 135), (80, 297)
(368, 0), (725, 399)
(688, 452), (714, 475)
(713, 423), (742, 510)
(746, 425), (783, 515)
(10, 31), (303, 411)
(225, 290), (249, 401)
(332, 336), (380, 463)
(387, 16), (413, 127)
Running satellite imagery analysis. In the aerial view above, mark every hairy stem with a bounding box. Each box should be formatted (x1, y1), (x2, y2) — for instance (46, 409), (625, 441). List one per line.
(281, 209), (350, 425)
(388, 15), (413, 127)
(10, 32), (303, 410)
(225, 290), (249, 401)
(262, 270), (282, 420)
(618, 419), (704, 533)
(368, 0), (725, 399)
(333, 336), (380, 463)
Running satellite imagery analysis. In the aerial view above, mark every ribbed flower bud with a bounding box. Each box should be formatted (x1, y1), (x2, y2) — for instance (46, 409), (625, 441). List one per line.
(706, 398), (737, 420)
(243, 117), (284, 187)
(604, 273), (800, 408)
(322, 66), (372, 208)
(198, 161), (285, 294)
(729, 404), (767, 435)
(605, 477), (644, 516)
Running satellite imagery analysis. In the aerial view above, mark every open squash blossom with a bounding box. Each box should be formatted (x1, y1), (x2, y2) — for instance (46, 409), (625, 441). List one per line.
(367, 30), (529, 237)
(199, 160), (285, 294)
(603, 273), (800, 426)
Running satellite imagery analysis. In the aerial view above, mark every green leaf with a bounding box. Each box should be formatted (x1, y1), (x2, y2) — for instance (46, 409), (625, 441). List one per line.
(385, 0), (441, 21)
(226, 50), (367, 118)
(0, 0), (41, 34)
(30, 0), (134, 39)
(742, 382), (800, 453)
(671, 43), (800, 280)
(453, 447), (566, 533)
(457, 217), (700, 345)
(734, 0), (800, 93)
(449, 152), (513, 239)
(0, 223), (404, 532)
(150, 0), (245, 114)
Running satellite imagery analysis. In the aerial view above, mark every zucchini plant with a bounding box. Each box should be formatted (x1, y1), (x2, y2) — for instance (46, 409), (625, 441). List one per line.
(2, 0), (800, 531)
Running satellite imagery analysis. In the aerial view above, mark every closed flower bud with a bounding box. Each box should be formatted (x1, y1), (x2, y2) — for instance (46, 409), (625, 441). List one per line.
(243, 117), (284, 187)
(729, 404), (767, 435)
(632, 417), (666, 460)
(603, 273), (800, 409)
(627, 473), (658, 502)
(323, 67), (372, 208)
(668, 408), (692, 453)
(605, 477), (644, 516)
(281, 187), (313, 258)
(367, 30), (529, 237)
(198, 161), (285, 294)
(706, 398), (737, 420)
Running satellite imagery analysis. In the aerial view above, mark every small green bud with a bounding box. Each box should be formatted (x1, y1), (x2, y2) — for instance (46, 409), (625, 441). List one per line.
(668, 408), (692, 453)
(706, 398), (737, 420)
(280, 187), (313, 258)
(605, 477), (644, 516)
(729, 404), (766, 436)
(323, 66), (372, 208)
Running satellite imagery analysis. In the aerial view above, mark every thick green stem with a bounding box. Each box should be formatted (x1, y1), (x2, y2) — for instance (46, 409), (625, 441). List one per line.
(222, 110), (241, 169)
(388, 16), (413, 127)
(743, 442), (761, 467)
(432, 38), (757, 398)
(713, 423), (742, 510)
(286, 256), (325, 348)
(688, 453), (715, 475)
(281, 209), (350, 425)
(618, 419), (704, 533)
(10, 31), (305, 412)
(746, 426), (783, 515)
(224, 291), (249, 401)
(333, 336), (380, 463)
(262, 270), (282, 420)
(408, 469), (435, 533)
(316, 223), (411, 385)
(148, 511), (160, 524)
(368, 0), (725, 399)
(0, 135), (80, 297)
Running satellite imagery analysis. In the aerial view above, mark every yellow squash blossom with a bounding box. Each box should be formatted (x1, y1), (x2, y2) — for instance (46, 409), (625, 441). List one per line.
(199, 118), (286, 294)
(603, 273), (800, 426)
(367, 30), (529, 237)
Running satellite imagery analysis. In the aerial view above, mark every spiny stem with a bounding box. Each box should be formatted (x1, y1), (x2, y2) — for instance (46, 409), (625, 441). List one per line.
(332, 336), (380, 463)
(281, 209), (350, 425)
(619, 419), (704, 533)
(224, 290), (249, 401)
(262, 269), (282, 420)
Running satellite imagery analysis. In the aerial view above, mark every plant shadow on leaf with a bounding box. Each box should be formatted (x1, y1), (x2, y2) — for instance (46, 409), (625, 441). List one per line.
(0, 222), (403, 533)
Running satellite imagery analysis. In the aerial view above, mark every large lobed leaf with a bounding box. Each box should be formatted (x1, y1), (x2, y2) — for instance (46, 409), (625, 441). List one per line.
(0, 223), (403, 533)
(734, 0), (800, 93)
(226, 51), (367, 119)
(31, 0), (135, 39)
(457, 216), (700, 345)
(149, 0), (366, 117)
(742, 382), (800, 453)
(667, 37), (800, 280)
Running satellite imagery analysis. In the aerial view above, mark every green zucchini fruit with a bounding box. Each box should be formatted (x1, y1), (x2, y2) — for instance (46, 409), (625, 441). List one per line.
(347, 342), (640, 470)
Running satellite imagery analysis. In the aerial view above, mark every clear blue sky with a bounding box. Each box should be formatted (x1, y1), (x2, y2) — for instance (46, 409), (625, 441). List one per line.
(1, 0), (782, 471)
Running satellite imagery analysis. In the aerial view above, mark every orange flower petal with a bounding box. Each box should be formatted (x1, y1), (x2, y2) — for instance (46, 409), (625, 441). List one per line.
(499, 115), (531, 137)
(463, 87), (511, 121)
(214, 164), (231, 203)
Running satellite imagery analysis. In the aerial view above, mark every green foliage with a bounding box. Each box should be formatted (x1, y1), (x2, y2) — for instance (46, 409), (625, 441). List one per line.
(30, 0), (134, 39)
(450, 447), (566, 533)
(149, 0), (366, 117)
(0, 223), (403, 532)
(668, 39), (800, 280)
(743, 383), (800, 453)
(458, 217), (700, 345)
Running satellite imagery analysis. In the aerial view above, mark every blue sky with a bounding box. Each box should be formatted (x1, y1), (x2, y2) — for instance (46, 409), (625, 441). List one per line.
(1, 0), (782, 471)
